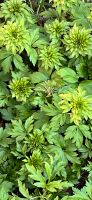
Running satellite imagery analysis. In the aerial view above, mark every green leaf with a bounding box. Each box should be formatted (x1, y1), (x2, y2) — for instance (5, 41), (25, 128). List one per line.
(50, 114), (66, 130)
(0, 148), (8, 164)
(57, 68), (78, 83)
(65, 125), (83, 148)
(34, 182), (46, 188)
(76, 63), (87, 78)
(0, 49), (12, 60)
(0, 107), (14, 121)
(30, 72), (48, 83)
(54, 197), (59, 200)
(0, 181), (12, 200)
(78, 125), (91, 139)
(13, 54), (25, 70)
(1, 56), (12, 73)
(46, 180), (72, 192)
(42, 104), (59, 116)
(11, 119), (25, 140)
(18, 180), (30, 199)
(0, 127), (4, 138)
(80, 80), (92, 95)
(26, 164), (46, 185)
(25, 116), (34, 133)
(29, 48), (38, 66)
(46, 180), (61, 192)
(45, 162), (52, 180)
(30, 29), (40, 45)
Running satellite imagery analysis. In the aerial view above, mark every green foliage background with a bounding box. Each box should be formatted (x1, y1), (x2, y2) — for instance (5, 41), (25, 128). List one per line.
(0, 0), (92, 199)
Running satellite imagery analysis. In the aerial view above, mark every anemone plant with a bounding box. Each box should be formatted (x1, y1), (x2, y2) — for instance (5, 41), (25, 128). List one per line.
(64, 24), (92, 58)
(59, 87), (92, 125)
(0, 20), (30, 54)
(45, 19), (69, 40)
(39, 44), (64, 70)
(9, 77), (32, 102)
(0, 0), (34, 22)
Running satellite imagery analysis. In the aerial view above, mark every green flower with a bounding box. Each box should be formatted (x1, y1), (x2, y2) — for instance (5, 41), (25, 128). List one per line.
(59, 87), (92, 125)
(0, 20), (30, 53)
(0, 0), (34, 22)
(45, 19), (68, 40)
(9, 77), (32, 102)
(39, 45), (63, 70)
(64, 24), (92, 58)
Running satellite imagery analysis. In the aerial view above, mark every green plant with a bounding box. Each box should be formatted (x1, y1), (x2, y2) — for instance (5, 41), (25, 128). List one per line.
(9, 77), (32, 102)
(64, 24), (92, 58)
(59, 87), (92, 125)
(0, 0), (92, 199)
(0, 0), (34, 22)
(39, 44), (64, 70)
(0, 20), (30, 54)
(45, 19), (68, 41)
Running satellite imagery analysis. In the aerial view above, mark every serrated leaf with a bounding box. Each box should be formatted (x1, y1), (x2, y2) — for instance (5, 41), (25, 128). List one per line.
(79, 125), (91, 139)
(30, 29), (39, 45)
(13, 54), (25, 70)
(25, 116), (34, 133)
(42, 104), (59, 116)
(29, 48), (38, 66)
(0, 49), (11, 60)
(0, 181), (12, 200)
(57, 68), (78, 83)
(26, 164), (46, 184)
(80, 80), (92, 95)
(46, 180), (62, 192)
(0, 108), (13, 121)
(11, 119), (25, 139)
(34, 182), (46, 188)
(30, 72), (48, 83)
(45, 162), (52, 180)
(65, 125), (83, 148)
(18, 180), (30, 199)
(1, 56), (12, 73)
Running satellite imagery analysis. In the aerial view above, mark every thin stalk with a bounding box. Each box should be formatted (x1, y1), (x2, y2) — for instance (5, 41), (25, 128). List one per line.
(37, 0), (44, 15)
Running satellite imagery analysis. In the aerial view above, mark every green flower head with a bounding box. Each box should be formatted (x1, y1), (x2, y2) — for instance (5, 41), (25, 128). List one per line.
(39, 45), (63, 70)
(9, 77), (32, 102)
(0, 20), (30, 53)
(64, 24), (92, 58)
(59, 87), (92, 125)
(1, 0), (34, 22)
(45, 19), (68, 40)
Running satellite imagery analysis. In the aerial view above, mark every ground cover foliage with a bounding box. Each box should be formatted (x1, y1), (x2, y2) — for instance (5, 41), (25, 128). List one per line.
(0, 0), (92, 199)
